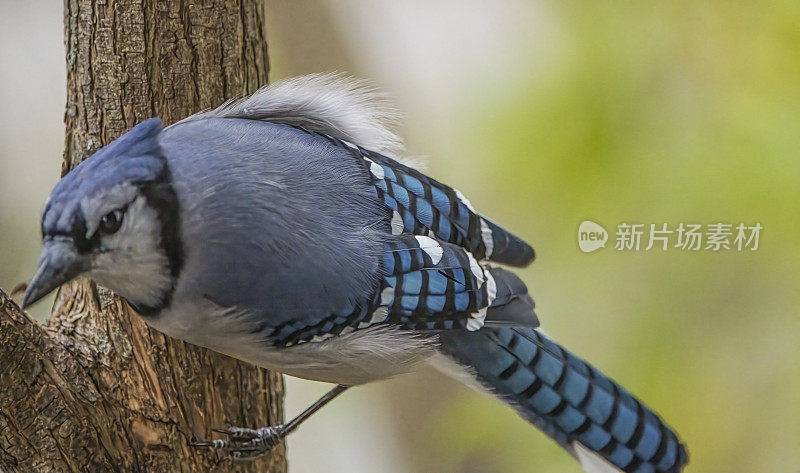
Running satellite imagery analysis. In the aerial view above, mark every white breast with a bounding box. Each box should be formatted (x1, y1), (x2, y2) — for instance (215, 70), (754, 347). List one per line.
(248, 325), (437, 385)
(145, 294), (436, 385)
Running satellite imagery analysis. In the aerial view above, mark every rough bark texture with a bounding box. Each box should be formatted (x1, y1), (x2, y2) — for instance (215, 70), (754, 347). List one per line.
(0, 1), (286, 472)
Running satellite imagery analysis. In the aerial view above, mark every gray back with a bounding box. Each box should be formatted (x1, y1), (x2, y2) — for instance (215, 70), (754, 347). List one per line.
(162, 118), (387, 325)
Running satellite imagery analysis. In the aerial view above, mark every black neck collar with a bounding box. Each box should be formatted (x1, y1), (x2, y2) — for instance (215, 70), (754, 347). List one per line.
(131, 162), (184, 316)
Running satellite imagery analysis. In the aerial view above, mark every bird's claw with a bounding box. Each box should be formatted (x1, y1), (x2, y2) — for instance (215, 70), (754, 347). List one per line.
(191, 425), (284, 460)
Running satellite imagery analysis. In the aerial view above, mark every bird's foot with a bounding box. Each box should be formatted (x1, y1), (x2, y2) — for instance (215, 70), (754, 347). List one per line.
(191, 425), (285, 460)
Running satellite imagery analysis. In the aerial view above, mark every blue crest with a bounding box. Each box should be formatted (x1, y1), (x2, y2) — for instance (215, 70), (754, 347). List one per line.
(41, 118), (166, 236)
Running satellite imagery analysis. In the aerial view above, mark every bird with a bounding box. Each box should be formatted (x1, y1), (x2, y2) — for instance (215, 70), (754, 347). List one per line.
(23, 73), (688, 473)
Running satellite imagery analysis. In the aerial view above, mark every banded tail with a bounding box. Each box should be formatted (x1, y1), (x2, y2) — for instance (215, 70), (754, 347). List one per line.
(438, 327), (688, 473)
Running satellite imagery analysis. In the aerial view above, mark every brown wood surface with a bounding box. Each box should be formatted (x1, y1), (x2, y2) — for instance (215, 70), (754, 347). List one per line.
(0, 1), (286, 471)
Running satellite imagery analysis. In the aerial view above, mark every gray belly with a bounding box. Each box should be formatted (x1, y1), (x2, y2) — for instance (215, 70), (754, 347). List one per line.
(143, 297), (437, 385)
(241, 326), (438, 385)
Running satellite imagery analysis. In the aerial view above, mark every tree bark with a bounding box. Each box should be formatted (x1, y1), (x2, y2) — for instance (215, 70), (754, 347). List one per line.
(0, 1), (286, 472)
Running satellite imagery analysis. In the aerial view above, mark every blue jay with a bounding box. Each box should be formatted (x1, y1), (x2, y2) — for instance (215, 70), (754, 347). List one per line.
(23, 74), (687, 472)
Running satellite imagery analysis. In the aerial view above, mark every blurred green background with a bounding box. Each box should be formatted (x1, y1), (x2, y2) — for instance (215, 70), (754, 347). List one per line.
(2, 1), (798, 472)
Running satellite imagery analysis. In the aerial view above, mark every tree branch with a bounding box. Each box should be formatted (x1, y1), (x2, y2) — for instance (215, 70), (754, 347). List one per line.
(0, 1), (285, 471)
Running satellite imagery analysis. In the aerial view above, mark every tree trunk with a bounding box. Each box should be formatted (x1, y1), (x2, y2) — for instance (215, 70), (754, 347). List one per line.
(0, 1), (286, 472)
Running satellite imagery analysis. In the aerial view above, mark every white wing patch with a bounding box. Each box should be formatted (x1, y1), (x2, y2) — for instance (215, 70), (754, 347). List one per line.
(465, 252), (485, 285)
(466, 307), (488, 331)
(574, 442), (622, 473)
(464, 254), (497, 332)
(484, 267), (497, 304)
(380, 287), (395, 305)
(390, 211), (404, 235)
(480, 218), (494, 258)
(414, 235), (443, 265)
(453, 189), (497, 260)
(454, 188), (476, 212)
(364, 157), (386, 180)
(466, 265), (497, 331)
(368, 306), (389, 325)
(454, 189), (495, 260)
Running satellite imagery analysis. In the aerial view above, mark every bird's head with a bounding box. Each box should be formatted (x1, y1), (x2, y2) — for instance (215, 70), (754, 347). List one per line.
(23, 118), (183, 314)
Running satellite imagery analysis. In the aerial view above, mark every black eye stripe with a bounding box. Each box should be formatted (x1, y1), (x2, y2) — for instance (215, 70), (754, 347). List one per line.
(67, 213), (91, 253)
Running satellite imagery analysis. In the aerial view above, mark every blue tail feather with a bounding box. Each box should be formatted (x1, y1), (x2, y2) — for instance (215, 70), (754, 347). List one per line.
(438, 327), (688, 473)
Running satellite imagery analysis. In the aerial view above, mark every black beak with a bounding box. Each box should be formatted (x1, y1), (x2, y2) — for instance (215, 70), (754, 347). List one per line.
(22, 237), (85, 309)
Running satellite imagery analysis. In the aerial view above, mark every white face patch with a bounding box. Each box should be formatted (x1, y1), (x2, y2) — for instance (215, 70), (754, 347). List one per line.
(80, 182), (139, 239)
(88, 195), (172, 307)
(414, 235), (443, 265)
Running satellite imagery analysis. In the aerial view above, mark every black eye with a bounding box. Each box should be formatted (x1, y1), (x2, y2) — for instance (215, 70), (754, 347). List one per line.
(99, 210), (124, 235)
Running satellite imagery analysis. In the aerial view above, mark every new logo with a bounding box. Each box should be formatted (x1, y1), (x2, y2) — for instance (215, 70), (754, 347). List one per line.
(578, 220), (608, 253)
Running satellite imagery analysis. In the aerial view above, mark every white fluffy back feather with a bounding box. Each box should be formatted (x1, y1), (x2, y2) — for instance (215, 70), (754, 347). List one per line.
(175, 73), (405, 157)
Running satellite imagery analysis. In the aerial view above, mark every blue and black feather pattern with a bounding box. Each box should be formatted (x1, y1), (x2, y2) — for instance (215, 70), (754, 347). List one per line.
(353, 145), (535, 267)
(269, 297), (378, 347)
(440, 327), (688, 473)
(270, 233), (535, 345)
(380, 234), (490, 330)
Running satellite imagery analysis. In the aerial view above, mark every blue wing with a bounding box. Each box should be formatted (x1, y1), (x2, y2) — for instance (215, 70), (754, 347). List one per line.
(375, 234), (538, 331)
(352, 146), (535, 267)
(269, 234), (537, 347)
